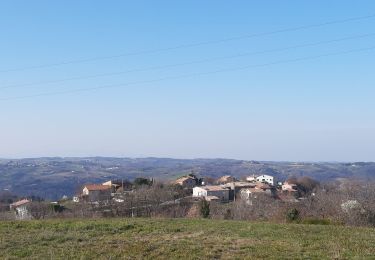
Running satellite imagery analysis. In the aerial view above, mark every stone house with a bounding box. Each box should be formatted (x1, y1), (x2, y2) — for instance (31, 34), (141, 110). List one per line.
(193, 186), (230, 202)
(10, 199), (31, 220)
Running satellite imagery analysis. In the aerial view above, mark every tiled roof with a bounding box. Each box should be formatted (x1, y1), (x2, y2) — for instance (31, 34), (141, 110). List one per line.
(217, 175), (234, 182)
(200, 185), (229, 191)
(205, 196), (220, 201)
(84, 184), (111, 191)
(223, 182), (256, 188)
(174, 176), (194, 183)
(255, 182), (271, 189)
(10, 199), (30, 208)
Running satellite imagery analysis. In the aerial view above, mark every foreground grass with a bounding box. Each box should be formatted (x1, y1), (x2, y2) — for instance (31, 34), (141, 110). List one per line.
(1, 218), (375, 259)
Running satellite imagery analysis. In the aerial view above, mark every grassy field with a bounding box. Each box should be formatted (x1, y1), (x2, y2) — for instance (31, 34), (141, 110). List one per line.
(1, 218), (375, 259)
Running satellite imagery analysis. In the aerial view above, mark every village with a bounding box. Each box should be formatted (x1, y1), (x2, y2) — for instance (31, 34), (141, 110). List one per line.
(6, 173), (304, 220)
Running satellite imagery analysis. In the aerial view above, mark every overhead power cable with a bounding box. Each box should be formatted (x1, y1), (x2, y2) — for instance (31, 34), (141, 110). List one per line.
(1, 45), (374, 102)
(0, 13), (375, 73)
(1, 32), (375, 90)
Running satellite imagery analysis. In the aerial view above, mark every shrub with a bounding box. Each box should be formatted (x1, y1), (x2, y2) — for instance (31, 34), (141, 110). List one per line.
(286, 208), (300, 222)
(199, 199), (210, 218)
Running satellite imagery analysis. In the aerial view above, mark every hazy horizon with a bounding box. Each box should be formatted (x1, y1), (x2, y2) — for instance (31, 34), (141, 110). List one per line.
(1, 1), (374, 161)
(1, 155), (373, 164)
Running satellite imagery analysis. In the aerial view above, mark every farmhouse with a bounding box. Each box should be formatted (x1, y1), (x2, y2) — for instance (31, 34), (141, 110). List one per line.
(193, 186), (230, 202)
(256, 174), (274, 185)
(82, 184), (112, 202)
(240, 183), (273, 203)
(216, 175), (236, 184)
(102, 179), (133, 193)
(222, 181), (256, 200)
(173, 175), (197, 188)
(10, 199), (31, 220)
(282, 181), (298, 193)
(246, 174), (257, 182)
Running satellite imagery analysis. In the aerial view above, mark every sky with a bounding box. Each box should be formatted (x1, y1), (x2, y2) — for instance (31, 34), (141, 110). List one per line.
(0, 1), (374, 161)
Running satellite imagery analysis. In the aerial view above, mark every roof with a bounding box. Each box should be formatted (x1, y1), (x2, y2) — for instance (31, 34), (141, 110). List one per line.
(256, 174), (273, 178)
(217, 175), (235, 183)
(256, 182), (271, 189)
(10, 199), (30, 208)
(227, 182), (256, 188)
(242, 186), (270, 193)
(283, 181), (297, 186)
(175, 176), (194, 182)
(196, 185), (229, 192)
(84, 184), (111, 191)
(205, 196), (220, 201)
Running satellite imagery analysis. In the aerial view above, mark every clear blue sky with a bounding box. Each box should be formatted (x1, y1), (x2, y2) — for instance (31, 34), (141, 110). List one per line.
(0, 1), (374, 161)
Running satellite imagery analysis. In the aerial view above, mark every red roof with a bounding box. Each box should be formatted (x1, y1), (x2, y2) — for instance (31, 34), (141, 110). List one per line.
(10, 199), (30, 208)
(84, 184), (111, 191)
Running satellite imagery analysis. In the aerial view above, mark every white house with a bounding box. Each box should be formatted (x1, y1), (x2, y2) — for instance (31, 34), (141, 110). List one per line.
(256, 175), (274, 185)
(10, 199), (31, 220)
(193, 186), (230, 202)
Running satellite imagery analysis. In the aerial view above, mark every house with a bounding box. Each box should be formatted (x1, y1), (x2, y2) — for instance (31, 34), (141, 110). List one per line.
(222, 181), (256, 200)
(256, 174), (274, 185)
(193, 186), (230, 202)
(173, 175), (197, 188)
(102, 179), (133, 193)
(282, 181), (298, 193)
(82, 184), (112, 202)
(240, 183), (273, 203)
(246, 174), (257, 182)
(10, 199), (31, 220)
(216, 175), (236, 184)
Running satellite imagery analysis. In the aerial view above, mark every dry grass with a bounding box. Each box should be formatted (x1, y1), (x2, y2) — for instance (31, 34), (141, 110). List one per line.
(1, 218), (375, 259)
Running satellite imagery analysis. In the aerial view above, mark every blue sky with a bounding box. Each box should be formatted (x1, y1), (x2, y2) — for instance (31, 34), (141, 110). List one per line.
(0, 1), (374, 161)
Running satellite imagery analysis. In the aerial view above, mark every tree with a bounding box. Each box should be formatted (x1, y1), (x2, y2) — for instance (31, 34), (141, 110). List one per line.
(29, 202), (53, 219)
(286, 208), (300, 222)
(298, 176), (319, 195)
(199, 199), (210, 218)
(133, 178), (152, 187)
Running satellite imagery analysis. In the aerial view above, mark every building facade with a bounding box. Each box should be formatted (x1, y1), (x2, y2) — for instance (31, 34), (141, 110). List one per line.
(193, 186), (230, 202)
(256, 175), (274, 185)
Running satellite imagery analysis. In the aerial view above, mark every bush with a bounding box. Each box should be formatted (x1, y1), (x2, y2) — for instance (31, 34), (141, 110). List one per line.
(133, 178), (152, 186)
(199, 199), (210, 218)
(286, 208), (300, 222)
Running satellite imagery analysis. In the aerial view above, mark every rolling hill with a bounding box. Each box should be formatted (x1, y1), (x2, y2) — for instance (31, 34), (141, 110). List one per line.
(0, 157), (374, 199)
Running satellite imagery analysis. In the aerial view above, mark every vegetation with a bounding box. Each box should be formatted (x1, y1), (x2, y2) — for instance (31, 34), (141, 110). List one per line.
(286, 208), (300, 222)
(133, 177), (153, 186)
(1, 218), (375, 259)
(1, 157), (375, 200)
(199, 199), (210, 218)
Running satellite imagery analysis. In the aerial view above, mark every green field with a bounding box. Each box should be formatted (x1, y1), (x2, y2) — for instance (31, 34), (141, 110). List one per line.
(1, 218), (375, 259)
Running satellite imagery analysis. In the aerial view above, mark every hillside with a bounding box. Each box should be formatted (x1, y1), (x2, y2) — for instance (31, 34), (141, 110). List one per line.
(1, 218), (374, 259)
(1, 157), (375, 199)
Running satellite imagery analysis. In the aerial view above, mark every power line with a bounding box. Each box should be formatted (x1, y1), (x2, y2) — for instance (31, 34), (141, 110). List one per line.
(1, 45), (374, 102)
(1, 13), (375, 73)
(1, 32), (375, 90)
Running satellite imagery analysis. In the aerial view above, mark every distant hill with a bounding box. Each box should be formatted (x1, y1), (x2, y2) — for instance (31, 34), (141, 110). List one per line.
(0, 157), (374, 199)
